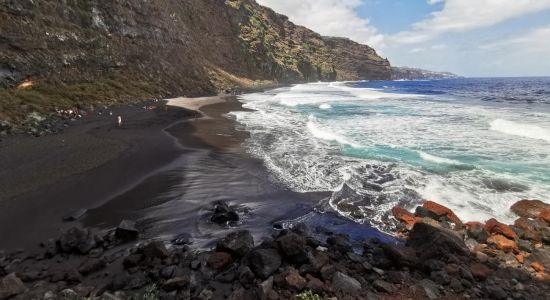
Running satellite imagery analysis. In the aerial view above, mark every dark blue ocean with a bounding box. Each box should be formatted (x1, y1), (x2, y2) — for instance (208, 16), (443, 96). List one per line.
(231, 78), (550, 228)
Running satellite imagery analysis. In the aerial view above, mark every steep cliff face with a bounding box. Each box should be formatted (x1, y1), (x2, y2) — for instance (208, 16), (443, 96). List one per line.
(0, 0), (391, 123)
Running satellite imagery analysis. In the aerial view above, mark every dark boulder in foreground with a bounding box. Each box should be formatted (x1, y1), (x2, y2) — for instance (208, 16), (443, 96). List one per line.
(407, 222), (468, 259)
(247, 249), (282, 279)
(331, 271), (361, 293)
(5, 199), (550, 299)
(217, 230), (254, 258)
(277, 232), (307, 262)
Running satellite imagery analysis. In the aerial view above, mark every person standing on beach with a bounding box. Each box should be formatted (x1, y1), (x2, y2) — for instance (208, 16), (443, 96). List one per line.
(117, 115), (122, 127)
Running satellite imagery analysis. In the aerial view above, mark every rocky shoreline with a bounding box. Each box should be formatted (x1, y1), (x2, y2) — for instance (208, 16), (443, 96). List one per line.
(1, 199), (550, 300)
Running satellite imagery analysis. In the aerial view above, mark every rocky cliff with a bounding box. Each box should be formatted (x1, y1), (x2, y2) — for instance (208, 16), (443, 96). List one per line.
(0, 0), (391, 124)
(392, 66), (459, 80)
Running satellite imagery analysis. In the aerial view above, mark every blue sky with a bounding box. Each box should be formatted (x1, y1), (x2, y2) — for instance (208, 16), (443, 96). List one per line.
(256, 0), (550, 77)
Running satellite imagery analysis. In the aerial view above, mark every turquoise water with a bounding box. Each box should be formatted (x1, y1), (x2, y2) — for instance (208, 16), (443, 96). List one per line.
(231, 78), (550, 228)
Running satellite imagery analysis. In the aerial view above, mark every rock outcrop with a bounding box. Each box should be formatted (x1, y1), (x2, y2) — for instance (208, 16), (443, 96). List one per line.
(391, 66), (459, 80)
(0, 0), (391, 124)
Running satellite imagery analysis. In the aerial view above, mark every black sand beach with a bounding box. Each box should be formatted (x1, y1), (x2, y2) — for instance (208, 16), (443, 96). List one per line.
(2, 97), (550, 300)
(0, 101), (192, 250)
(0, 97), (346, 251)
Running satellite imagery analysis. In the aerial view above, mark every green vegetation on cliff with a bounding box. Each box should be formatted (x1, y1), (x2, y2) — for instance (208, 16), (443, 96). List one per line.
(0, 0), (391, 124)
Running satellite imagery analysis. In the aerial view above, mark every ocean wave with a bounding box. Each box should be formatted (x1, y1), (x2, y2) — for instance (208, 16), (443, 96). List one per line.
(417, 151), (463, 165)
(234, 80), (550, 230)
(490, 119), (550, 143)
(319, 103), (332, 110)
(307, 116), (359, 147)
(335, 84), (423, 100)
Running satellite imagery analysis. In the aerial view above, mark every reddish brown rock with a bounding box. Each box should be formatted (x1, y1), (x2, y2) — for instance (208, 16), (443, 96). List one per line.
(511, 200), (550, 218)
(207, 252), (233, 270)
(516, 253), (525, 264)
(423, 201), (463, 225)
(465, 222), (490, 242)
(445, 264), (460, 276)
(487, 234), (517, 253)
(538, 210), (550, 225)
(484, 218), (518, 240)
(392, 207), (419, 228)
(514, 217), (548, 242)
(465, 221), (484, 227)
(283, 270), (307, 290)
(310, 252), (330, 272)
(305, 275), (324, 293)
(531, 262), (545, 273)
(470, 263), (493, 281)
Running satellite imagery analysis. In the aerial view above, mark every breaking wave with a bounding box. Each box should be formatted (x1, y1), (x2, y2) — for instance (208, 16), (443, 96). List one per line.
(490, 119), (550, 143)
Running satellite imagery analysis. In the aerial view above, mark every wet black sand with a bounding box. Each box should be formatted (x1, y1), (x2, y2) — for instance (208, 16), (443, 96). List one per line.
(0, 97), (392, 252)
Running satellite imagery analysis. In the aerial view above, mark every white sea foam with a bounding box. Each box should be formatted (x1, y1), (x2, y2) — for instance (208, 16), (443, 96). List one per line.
(319, 103), (332, 110)
(307, 116), (359, 147)
(233, 81), (550, 230)
(490, 119), (550, 143)
(417, 151), (462, 165)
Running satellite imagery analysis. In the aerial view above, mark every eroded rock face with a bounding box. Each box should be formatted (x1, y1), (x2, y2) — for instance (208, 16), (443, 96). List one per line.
(0, 0), (391, 124)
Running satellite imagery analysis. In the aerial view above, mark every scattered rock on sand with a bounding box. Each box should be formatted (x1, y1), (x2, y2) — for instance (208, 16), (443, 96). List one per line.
(211, 201), (240, 224)
(62, 208), (88, 222)
(115, 220), (139, 241)
(58, 227), (96, 254)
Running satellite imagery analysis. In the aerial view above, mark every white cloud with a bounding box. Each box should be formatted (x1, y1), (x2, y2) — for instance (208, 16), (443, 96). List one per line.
(389, 0), (550, 45)
(479, 25), (550, 52)
(255, 0), (384, 48)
